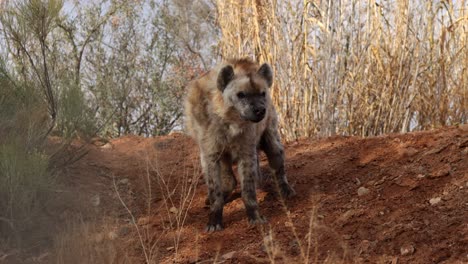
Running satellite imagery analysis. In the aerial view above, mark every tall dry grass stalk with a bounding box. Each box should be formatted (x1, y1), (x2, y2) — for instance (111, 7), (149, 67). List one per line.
(216, 0), (467, 140)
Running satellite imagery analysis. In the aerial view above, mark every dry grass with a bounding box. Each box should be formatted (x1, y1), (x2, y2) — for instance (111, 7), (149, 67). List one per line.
(216, 0), (467, 140)
(52, 217), (130, 264)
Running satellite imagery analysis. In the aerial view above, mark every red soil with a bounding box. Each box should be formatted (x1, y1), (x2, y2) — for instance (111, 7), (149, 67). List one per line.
(61, 125), (468, 263)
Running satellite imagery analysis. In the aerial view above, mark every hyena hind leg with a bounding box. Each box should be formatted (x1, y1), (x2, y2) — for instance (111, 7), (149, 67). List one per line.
(260, 129), (296, 198)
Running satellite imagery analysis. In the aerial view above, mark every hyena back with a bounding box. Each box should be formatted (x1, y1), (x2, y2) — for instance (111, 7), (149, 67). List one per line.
(184, 58), (295, 232)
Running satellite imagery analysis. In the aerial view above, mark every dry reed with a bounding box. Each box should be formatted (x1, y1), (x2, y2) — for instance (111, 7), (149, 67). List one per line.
(216, 0), (467, 140)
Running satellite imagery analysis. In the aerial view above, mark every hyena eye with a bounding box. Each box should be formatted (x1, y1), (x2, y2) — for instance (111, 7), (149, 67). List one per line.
(237, 92), (246, 99)
(261, 92), (266, 97)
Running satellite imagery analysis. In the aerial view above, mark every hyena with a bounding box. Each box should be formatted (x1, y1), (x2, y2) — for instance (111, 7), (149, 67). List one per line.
(184, 58), (295, 232)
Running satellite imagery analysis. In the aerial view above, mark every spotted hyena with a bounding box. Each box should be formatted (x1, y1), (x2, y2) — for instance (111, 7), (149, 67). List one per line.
(184, 58), (295, 232)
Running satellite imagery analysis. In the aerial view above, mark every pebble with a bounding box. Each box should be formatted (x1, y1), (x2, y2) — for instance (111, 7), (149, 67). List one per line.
(359, 240), (371, 253)
(429, 197), (442, 205)
(119, 178), (129, 185)
(221, 251), (236, 260)
(118, 226), (130, 237)
(94, 233), (104, 243)
(400, 245), (415, 256)
(169, 206), (179, 214)
(355, 178), (361, 185)
(91, 194), (100, 207)
(357, 187), (370, 196)
(107, 231), (118, 240)
(166, 246), (174, 251)
(101, 143), (113, 149)
(137, 216), (150, 226)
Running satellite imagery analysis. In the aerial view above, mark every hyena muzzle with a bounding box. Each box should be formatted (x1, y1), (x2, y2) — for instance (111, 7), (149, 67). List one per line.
(184, 58), (295, 232)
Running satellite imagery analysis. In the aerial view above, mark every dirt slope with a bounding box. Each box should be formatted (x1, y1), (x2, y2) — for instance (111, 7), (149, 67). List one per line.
(65, 125), (467, 263)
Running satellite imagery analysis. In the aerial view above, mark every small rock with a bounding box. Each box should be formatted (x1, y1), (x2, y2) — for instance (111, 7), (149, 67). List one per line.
(118, 226), (130, 237)
(359, 240), (371, 254)
(462, 148), (468, 155)
(317, 214), (325, 219)
(355, 178), (361, 185)
(166, 246), (174, 251)
(400, 245), (415, 256)
(91, 194), (100, 207)
(404, 147), (419, 156)
(429, 165), (451, 178)
(288, 240), (300, 255)
(284, 221), (294, 228)
(357, 187), (370, 196)
(94, 233), (104, 243)
(119, 178), (129, 185)
(343, 235), (352, 240)
(137, 216), (150, 226)
(188, 256), (199, 264)
(379, 211), (385, 216)
(429, 197), (442, 205)
(416, 174), (425, 179)
(108, 231), (118, 240)
(169, 206), (179, 214)
(221, 251), (236, 260)
(101, 143), (113, 149)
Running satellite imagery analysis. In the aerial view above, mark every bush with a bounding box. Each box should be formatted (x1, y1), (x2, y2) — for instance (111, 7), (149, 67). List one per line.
(0, 141), (53, 243)
(57, 81), (97, 139)
(0, 66), (56, 247)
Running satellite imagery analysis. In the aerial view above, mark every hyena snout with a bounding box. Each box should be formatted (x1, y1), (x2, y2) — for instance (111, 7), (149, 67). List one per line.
(244, 106), (266, 123)
(243, 99), (266, 123)
(252, 106), (266, 122)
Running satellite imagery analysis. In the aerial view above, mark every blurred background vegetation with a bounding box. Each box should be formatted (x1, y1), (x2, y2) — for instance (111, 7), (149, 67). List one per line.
(0, 0), (466, 255)
(1, 0), (466, 140)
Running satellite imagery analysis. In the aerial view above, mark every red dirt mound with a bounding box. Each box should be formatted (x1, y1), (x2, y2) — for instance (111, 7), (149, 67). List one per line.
(63, 125), (467, 263)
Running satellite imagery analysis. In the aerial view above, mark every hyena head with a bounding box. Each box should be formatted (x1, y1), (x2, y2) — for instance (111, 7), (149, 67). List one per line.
(217, 63), (273, 123)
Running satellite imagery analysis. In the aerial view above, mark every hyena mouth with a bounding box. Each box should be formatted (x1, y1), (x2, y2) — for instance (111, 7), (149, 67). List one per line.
(244, 114), (265, 123)
(240, 107), (266, 123)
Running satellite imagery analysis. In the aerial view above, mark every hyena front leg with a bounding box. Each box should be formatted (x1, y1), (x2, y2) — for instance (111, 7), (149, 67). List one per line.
(204, 154), (236, 206)
(221, 154), (237, 200)
(202, 152), (225, 232)
(238, 149), (266, 224)
(260, 128), (296, 199)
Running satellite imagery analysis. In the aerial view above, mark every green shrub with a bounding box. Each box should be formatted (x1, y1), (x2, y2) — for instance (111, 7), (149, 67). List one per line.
(0, 141), (53, 242)
(0, 66), (56, 247)
(57, 81), (96, 139)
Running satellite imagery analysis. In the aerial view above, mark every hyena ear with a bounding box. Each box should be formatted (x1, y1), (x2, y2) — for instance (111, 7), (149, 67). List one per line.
(217, 65), (234, 92)
(257, 63), (273, 87)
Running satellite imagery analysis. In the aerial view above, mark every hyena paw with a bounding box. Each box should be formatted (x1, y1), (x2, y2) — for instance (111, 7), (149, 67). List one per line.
(248, 215), (267, 225)
(205, 223), (224, 233)
(280, 184), (296, 199)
